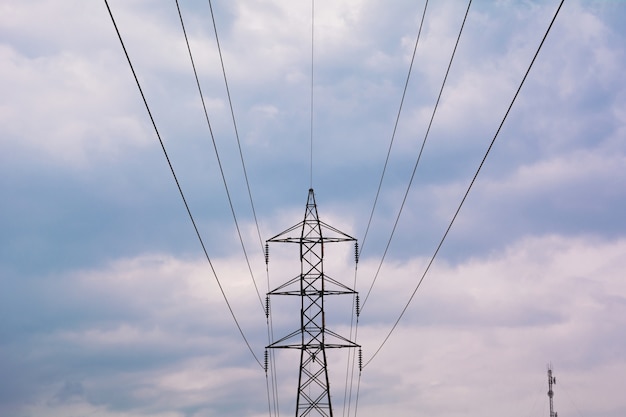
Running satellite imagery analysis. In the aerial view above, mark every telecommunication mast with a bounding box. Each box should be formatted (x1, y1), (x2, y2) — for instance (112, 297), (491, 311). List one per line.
(547, 365), (558, 417)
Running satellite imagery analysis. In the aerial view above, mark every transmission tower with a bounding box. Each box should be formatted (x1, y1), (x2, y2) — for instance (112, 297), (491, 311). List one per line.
(265, 188), (360, 417)
(547, 364), (558, 417)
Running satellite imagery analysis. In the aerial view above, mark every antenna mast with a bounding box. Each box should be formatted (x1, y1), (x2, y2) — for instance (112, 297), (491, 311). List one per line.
(547, 364), (558, 417)
(265, 188), (360, 417)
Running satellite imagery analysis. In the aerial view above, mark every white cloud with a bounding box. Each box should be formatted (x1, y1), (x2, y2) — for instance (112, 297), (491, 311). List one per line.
(0, 32), (151, 167)
(354, 234), (626, 416)
(4, 233), (625, 416)
(2, 1), (626, 416)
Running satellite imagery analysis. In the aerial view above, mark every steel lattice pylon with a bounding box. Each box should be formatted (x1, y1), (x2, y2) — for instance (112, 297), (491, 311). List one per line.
(266, 188), (359, 417)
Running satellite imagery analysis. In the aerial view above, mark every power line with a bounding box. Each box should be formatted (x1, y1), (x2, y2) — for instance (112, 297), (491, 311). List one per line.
(310, 0), (315, 188)
(176, 2), (278, 413)
(103, 0), (263, 369)
(363, 0), (565, 368)
(174, 0), (265, 313)
(359, 0), (430, 259)
(206, 0), (282, 412)
(342, 266), (361, 417)
(206, 0), (267, 259)
(361, 0), (472, 314)
(346, 4), (432, 415)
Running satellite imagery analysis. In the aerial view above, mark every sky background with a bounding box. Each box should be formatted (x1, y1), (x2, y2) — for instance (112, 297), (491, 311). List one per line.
(1, 0), (625, 416)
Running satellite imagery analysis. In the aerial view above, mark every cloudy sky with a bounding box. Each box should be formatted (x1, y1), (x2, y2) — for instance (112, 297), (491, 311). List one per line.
(2, 0), (625, 416)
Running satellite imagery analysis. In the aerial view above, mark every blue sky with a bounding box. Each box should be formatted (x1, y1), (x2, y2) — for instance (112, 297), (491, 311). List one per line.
(1, 0), (625, 416)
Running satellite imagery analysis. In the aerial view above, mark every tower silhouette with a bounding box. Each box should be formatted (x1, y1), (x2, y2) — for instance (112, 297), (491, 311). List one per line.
(265, 188), (360, 417)
(547, 365), (558, 417)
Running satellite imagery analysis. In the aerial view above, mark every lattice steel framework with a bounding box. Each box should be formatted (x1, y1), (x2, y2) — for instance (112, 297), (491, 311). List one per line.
(547, 365), (558, 417)
(266, 188), (359, 417)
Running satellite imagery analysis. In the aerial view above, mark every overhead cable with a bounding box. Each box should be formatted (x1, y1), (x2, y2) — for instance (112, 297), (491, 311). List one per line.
(174, 0), (265, 314)
(206, 0), (267, 260)
(361, 0), (472, 313)
(363, 0), (566, 368)
(177, 2), (277, 413)
(350, 3), (431, 414)
(359, 0), (430, 259)
(310, 0), (315, 188)
(104, 0), (263, 369)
